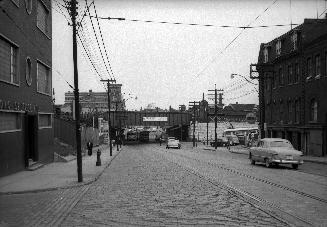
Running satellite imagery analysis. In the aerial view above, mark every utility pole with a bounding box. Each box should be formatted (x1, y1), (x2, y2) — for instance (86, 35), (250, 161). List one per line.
(101, 79), (116, 156)
(189, 101), (200, 148)
(208, 85), (224, 149)
(68, 0), (82, 182)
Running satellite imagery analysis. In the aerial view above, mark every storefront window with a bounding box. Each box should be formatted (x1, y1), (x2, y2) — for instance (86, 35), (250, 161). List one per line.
(0, 111), (22, 132)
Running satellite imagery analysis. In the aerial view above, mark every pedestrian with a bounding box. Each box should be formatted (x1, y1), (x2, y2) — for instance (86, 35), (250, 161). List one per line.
(159, 136), (162, 146)
(226, 137), (231, 151)
(87, 141), (93, 156)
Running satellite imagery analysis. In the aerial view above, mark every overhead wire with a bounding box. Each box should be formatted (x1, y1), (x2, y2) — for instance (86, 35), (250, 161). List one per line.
(84, 0), (113, 80)
(195, 0), (279, 78)
(92, 0), (116, 81)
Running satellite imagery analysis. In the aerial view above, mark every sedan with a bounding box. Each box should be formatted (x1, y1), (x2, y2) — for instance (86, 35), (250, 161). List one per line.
(166, 138), (181, 149)
(249, 138), (303, 169)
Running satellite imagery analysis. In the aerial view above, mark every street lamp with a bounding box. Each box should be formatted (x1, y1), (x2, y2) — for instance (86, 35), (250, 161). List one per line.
(231, 73), (258, 92)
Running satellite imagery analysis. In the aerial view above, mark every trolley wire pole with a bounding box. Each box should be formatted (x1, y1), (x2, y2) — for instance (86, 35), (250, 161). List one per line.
(208, 85), (224, 149)
(68, 0), (82, 182)
(101, 79), (116, 156)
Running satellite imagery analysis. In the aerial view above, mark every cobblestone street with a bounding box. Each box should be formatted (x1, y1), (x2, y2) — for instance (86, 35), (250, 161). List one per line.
(1, 144), (326, 226)
(61, 145), (289, 226)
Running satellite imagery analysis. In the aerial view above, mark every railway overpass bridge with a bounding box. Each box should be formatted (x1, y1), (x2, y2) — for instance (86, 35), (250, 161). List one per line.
(107, 110), (192, 141)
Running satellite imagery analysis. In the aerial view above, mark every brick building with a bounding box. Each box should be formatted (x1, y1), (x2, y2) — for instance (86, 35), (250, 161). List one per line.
(62, 85), (124, 114)
(0, 0), (53, 176)
(257, 18), (327, 156)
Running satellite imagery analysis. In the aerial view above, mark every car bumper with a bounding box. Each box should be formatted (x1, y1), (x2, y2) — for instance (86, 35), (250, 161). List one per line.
(271, 159), (304, 164)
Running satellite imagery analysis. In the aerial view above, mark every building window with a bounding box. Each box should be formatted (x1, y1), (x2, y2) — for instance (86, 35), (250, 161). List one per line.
(263, 47), (268, 63)
(26, 57), (32, 86)
(0, 111), (22, 133)
(279, 67), (284, 86)
(37, 61), (51, 95)
(38, 113), (52, 128)
(295, 99), (300, 123)
(279, 101), (284, 123)
(294, 63), (299, 83)
(310, 99), (318, 122)
(276, 40), (281, 56)
(0, 37), (19, 85)
(292, 32), (298, 50)
(287, 65), (293, 84)
(315, 55), (320, 78)
(306, 57), (312, 80)
(37, 0), (49, 35)
(25, 0), (32, 14)
(288, 101), (292, 123)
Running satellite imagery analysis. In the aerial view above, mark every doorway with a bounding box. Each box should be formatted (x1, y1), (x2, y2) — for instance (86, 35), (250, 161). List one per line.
(25, 114), (38, 167)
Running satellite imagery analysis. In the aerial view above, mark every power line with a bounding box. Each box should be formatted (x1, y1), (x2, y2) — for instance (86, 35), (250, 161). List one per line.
(92, 0), (116, 81)
(84, 0), (113, 80)
(87, 15), (297, 29)
(195, 0), (279, 78)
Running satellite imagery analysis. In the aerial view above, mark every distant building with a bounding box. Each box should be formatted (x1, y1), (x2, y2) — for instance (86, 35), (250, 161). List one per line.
(257, 17), (327, 156)
(63, 85), (124, 114)
(223, 103), (258, 122)
(0, 0), (53, 176)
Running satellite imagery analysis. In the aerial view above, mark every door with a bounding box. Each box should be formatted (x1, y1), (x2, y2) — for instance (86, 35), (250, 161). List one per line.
(24, 114), (38, 167)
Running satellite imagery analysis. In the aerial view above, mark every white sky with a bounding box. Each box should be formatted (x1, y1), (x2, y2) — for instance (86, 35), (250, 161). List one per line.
(52, 0), (327, 110)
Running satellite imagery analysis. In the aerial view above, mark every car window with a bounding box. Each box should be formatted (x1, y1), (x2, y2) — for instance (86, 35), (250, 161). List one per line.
(270, 141), (293, 148)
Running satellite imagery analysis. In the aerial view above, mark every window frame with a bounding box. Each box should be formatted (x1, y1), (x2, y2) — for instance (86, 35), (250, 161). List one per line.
(310, 99), (318, 122)
(36, 59), (52, 96)
(0, 110), (24, 134)
(292, 32), (298, 51)
(38, 112), (53, 129)
(0, 34), (20, 87)
(314, 54), (321, 79)
(25, 56), (32, 86)
(294, 62), (299, 83)
(276, 39), (282, 57)
(263, 47), (269, 63)
(287, 64), (293, 85)
(36, 0), (50, 39)
(278, 67), (284, 87)
(306, 57), (312, 80)
(295, 99), (300, 123)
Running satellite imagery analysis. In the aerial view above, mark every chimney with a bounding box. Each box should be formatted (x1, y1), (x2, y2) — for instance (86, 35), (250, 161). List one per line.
(236, 102), (238, 104)
(89, 89), (92, 93)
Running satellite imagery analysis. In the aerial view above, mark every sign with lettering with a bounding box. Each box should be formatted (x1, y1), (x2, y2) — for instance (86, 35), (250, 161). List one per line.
(0, 99), (39, 112)
(143, 117), (167, 122)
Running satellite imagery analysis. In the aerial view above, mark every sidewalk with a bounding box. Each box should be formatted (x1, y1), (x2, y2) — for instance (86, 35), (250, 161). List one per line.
(0, 145), (121, 195)
(203, 144), (327, 165)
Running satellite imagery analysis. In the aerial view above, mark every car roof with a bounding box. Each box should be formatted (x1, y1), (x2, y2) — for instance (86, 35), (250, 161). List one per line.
(260, 138), (290, 143)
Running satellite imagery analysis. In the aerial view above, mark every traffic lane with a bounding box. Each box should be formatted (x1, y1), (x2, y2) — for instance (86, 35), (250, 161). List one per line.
(155, 144), (327, 226)
(179, 145), (327, 196)
(202, 145), (327, 178)
(62, 145), (288, 227)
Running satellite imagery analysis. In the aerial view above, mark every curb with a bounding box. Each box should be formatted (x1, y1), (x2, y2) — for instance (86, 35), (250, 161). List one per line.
(0, 146), (123, 196)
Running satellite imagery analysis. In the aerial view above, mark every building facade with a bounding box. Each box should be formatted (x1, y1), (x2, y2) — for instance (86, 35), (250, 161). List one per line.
(257, 18), (327, 156)
(0, 0), (53, 176)
(63, 85), (125, 114)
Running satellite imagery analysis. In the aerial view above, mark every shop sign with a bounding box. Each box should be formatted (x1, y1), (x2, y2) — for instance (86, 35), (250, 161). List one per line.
(0, 99), (39, 112)
(143, 117), (167, 122)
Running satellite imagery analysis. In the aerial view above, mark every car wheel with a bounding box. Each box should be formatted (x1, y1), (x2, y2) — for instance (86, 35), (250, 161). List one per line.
(292, 164), (298, 170)
(264, 158), (271, 168)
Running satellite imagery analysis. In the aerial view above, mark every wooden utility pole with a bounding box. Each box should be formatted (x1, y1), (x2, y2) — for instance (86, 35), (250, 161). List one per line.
(69, 0), (82, 182)
(208, 85), (224, 149)
(101, 79), (116, 156)
(189, 101), (200, 147)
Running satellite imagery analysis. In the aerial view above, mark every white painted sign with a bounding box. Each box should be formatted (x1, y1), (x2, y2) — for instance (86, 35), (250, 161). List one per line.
(143, 117), (167, 122)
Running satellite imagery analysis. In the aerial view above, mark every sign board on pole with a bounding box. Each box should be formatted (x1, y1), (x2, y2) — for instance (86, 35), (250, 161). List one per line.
(143, 117), (167, 122)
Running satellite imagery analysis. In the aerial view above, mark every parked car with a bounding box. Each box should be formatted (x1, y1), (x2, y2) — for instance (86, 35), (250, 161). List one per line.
(249, 138), (303, 169)
(166, 138), (181, 149)
(210, 138), (224, 147)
